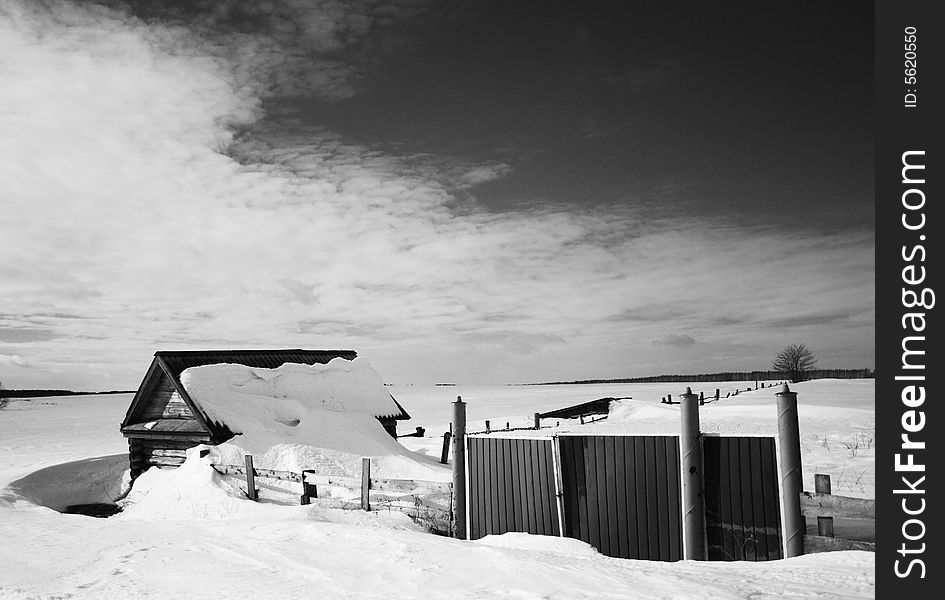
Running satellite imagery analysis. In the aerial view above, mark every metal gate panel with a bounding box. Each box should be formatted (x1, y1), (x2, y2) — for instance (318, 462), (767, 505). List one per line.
(703, 436), (783, 561)
(466, 436), (560, 540)
(558, 435), (682, 561)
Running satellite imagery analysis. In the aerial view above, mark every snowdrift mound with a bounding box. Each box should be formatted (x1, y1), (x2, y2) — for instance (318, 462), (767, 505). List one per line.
(118, 449), (267, 520)
(607, 399), (677, 421)
(476, 532), (601, 557)
(4, 454), (129, 511)
(180, 358), (448, 481)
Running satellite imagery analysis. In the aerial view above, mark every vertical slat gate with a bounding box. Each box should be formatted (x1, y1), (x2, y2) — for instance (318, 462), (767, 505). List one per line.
(703, 436), (784, 561)
(558, 435), (683, 561)
(466, 436), (560, 540)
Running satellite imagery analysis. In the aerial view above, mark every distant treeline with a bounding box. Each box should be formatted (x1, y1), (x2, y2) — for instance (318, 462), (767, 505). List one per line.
(0, 389), (135, 398)
(520, 368), (874, 386)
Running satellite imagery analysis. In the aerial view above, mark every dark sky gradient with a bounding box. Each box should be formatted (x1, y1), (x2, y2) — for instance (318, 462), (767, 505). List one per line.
(294, 0), (873, 226)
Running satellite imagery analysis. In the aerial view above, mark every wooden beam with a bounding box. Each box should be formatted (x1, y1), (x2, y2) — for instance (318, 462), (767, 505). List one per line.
(148, 455), (185, 467)
(440, 431), (451, 464)
(147, 448), (188, 458)
(213, 464), (302, 483)
(244, 455), (257, 501)
(361, 458), (371, 511)
(371, 478), (452, 494)
(803, 534), (875, 553)
(800, 492), (875, 520)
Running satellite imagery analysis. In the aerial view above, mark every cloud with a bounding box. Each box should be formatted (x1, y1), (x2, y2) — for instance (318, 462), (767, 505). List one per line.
(0, 354), (30, 368)
(0, 1), (875, 388)
(654, 334), (696, 348)
(0, 328), (59, 343)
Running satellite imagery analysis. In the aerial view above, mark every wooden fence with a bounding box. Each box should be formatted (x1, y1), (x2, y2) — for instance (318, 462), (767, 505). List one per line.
(211, 456), (453, 535)
(800, 473), (875, 553)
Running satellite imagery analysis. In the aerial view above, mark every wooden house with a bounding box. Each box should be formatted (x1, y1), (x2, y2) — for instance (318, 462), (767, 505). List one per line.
(120, 349), (410, 479)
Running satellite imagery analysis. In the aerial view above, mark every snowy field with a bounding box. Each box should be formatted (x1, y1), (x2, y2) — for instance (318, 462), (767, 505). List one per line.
(0, 378), (874, 599)
(395, 378), (876, 499)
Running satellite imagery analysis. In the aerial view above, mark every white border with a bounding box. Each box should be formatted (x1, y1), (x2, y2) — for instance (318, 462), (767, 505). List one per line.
(463, 432), (471, 540)
(550, 435), (566, 537)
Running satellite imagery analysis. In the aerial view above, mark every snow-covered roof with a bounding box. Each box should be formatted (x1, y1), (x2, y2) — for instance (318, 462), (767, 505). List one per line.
(121, 350), (410, 439)
(180, 358), (407, 432)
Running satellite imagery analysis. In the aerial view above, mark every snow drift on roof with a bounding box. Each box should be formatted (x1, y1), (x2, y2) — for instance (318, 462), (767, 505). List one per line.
(181, 357), (402, 421)
(178, 358), (447, 480)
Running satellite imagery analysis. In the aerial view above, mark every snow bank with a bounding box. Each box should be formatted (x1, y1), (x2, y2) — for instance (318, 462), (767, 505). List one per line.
(475, 532), (602, 557)
(118, 449), (271, 520)
(180, 359), (448, 481)
(4, 454), (129, 511)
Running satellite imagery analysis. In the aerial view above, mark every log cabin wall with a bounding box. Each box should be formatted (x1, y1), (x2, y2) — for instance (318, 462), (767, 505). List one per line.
(128, 437), (202, 478)
(138, 372), (195, 421)
(126, 372), (203, 478)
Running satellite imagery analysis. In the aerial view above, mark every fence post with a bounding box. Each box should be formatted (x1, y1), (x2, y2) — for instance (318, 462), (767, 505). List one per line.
(244, 454), (257, 501)
(452, 396), (467, 539)
(361, 457), (371, 511)
(440, 431), (452, 464)
(679, 387), (707, 560)
(777, 384), (805, 557)
(534, 412), (541, 430)
(715, 388), (720, 400)
(814, 474), (834, 537)
(817, 515), (835, 538)
(300, 469), (317, 505)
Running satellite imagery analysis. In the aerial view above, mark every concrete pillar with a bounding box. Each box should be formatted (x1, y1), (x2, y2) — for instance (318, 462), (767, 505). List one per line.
(777, 384), (805, 557)
(451, 396), (467, 539)
(679, 387), (707, 560)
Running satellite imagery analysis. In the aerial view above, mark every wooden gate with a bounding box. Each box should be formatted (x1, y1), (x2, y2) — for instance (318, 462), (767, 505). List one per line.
(557, 435), (683, 561)
(466, 436), (561, 540)
(702, 435), (783, 561)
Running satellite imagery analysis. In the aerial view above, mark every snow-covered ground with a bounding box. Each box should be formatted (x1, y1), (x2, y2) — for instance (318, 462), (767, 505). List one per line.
(0, 379), (874, 599)
(395, 379), (876, 499)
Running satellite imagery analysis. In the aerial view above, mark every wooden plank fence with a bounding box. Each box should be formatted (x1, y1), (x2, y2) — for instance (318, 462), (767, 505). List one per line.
(800, 473), (875, 553)
(211, 457), (453, 535)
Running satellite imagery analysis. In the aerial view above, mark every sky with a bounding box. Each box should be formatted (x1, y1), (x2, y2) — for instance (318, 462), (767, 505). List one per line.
(0, 0), (874, 389)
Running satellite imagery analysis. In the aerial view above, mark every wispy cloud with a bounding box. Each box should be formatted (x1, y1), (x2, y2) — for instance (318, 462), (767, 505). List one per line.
(0, 1), (874, 388)
(654, 334), (697, 348)
(0, 354), (31, 368)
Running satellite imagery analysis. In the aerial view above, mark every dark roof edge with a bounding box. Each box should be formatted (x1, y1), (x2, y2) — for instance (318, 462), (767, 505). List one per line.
(155, 349), (357, 356)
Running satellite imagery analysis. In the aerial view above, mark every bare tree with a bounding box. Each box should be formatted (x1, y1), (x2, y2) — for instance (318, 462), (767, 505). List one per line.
(772, 344), (818, 383)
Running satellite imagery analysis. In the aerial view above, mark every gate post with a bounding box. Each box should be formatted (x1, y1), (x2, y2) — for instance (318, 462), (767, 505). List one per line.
(244, 454), (258, 501)
(776, 384), (805, 557)
(451, 396), (467, 540)
(679, 387), (707, 560)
